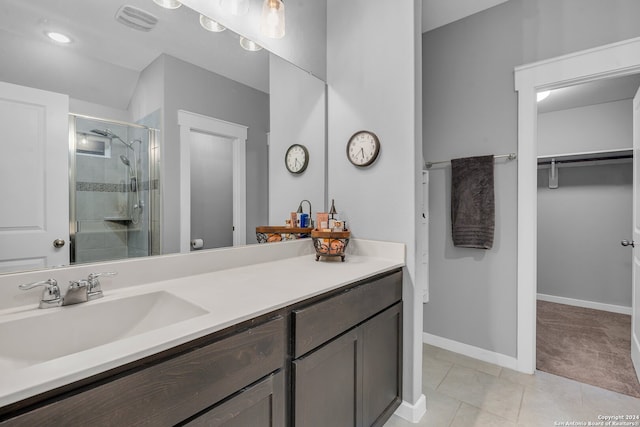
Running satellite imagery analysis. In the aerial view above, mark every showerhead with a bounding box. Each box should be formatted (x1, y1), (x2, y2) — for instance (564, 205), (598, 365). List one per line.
(91, 128), (116, 138)
(120, 155), (131, 166)
(91, 128), (134, 149)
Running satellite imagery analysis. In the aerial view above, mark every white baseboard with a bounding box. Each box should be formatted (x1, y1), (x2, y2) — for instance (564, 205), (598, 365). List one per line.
(394, 394), (426, 423)
(537, 293), (631, 315)
(423, 333), (518, 371)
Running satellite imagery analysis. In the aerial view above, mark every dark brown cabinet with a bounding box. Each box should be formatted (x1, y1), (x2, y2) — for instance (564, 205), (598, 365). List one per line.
(293, 304), (402, 427)
(0, 316), (286, 427)
(184, 370), (285, 427)
(0, 269), (402, 427)
(292, 270), (403, 427)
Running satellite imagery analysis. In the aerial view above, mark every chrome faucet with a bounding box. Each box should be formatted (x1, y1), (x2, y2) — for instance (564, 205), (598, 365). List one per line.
(296, 199), (313, 228)
(18, 279), (61, 309)
(19, 272), (117, 308)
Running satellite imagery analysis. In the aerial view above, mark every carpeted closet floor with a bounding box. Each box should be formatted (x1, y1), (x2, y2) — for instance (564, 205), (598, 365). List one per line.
(537, 300), (640, 398)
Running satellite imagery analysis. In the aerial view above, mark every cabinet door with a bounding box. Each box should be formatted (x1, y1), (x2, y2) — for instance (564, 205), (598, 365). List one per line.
(184, 370), (285, 427)
(293, 330), (361, 427)
(362, 303), (402, 427)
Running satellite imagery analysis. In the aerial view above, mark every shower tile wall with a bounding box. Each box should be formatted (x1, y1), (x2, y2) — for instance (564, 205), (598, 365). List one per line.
(75, 141), (130, 264)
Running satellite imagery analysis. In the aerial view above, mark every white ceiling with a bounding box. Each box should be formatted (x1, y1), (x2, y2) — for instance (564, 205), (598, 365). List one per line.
(2, 0), (637, 113)
(0, 0), (269, 98)
(421, 0), (510, 33)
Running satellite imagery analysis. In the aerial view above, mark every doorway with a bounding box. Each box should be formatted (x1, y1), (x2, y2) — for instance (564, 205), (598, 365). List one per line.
(189, 132), (234, 250)
(534, 77), (638, 395)
(514, 36), (640, 375)
(177, 110), (247, 253)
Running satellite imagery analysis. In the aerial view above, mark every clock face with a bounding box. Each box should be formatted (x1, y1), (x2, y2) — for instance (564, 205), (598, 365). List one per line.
(347, 131), (380, 167)
(285, 144), (309, 174)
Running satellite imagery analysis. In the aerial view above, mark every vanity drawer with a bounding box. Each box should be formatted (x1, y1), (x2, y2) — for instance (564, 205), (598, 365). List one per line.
(1, 316), (285, 427)
(293, 270), (402, 358)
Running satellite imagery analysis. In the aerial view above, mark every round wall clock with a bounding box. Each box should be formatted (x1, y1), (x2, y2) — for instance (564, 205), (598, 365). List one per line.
(346, 130), (380, 167)
(285, 144), (309, 174)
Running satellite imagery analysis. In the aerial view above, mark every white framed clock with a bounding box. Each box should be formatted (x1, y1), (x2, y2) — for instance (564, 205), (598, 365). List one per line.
(285, 144), (309, 174)
(346, 130), (380, 167)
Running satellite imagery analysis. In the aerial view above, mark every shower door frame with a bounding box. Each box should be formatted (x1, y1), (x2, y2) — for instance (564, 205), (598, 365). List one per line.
(69, 114), (157, 264)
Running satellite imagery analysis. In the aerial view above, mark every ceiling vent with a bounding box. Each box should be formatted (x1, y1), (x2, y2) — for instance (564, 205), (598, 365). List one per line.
(115, 5), (158, 32)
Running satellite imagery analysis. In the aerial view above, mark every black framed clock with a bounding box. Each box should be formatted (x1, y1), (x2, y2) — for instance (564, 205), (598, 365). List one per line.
(285, 144), (309, 174)
(346, 130), (380, 167)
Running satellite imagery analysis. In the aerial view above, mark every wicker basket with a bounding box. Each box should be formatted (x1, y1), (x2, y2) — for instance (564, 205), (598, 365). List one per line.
(311, 230), (351, 262)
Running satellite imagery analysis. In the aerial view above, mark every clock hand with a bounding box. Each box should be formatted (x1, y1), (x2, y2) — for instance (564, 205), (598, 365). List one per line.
(359, 147), (365, 159)
(295, 158), (300, 168)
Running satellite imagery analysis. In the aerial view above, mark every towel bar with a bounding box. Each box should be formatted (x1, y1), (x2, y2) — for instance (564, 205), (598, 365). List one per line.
(424, 153), (517, 169)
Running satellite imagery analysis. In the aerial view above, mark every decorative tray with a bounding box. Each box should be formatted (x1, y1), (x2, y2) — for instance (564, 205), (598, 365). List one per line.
(256, 226), (313, 243)
(310, 230), (351, 262)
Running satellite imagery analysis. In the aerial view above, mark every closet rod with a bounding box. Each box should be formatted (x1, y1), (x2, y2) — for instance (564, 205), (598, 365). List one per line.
(424, 153), (517, 169)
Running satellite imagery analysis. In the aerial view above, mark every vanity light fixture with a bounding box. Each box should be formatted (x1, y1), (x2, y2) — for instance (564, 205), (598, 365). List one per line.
(199, 14), (226, 32)
(220, 0), (250, 16)
(537, 90), (551, 102)
(152, 0), (182, 9)
(260, 0), (285, 39)
(239, 37), (262, 51)
(46, 31), (72, 44)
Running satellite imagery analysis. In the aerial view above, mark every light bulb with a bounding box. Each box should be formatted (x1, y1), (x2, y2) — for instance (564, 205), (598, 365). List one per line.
(152, 0), (182, 9)
(199, 15), (226, 32)
(240, 37), (262, 52)
(260, 0), (285, 39)
(46, 31), (71, 44)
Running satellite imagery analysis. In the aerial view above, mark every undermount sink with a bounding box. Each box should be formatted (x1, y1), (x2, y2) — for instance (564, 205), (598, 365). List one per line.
(0, 291), (208, 370)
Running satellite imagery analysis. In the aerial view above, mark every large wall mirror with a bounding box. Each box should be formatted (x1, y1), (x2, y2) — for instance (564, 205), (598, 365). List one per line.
(0, 0), (327, 275)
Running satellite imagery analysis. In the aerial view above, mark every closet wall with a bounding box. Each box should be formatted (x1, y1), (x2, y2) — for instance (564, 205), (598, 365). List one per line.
(537, 99), (633, 311)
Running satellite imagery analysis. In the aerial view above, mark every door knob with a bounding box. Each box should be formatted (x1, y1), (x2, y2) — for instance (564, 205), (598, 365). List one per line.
(53, 239), (66, 248)
(621, 239), (635, 247)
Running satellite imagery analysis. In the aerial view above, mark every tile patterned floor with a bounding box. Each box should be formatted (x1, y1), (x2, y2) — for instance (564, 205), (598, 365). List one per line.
(384, 344), (640, 427)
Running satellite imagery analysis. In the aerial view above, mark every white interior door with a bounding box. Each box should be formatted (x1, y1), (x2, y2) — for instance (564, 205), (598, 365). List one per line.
(632, 84), (640, 383)
(0, 82), (69, 272)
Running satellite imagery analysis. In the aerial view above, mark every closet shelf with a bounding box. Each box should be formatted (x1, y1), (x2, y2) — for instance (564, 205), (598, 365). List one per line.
(537, 149), (632, 166)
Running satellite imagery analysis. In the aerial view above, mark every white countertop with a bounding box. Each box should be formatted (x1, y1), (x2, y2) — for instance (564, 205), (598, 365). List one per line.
(0, 239), (404, 408)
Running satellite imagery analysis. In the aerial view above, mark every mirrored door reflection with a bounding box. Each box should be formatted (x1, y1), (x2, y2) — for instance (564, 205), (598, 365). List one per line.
(190, 131), (234, 250)
(70, 115), (159, 264)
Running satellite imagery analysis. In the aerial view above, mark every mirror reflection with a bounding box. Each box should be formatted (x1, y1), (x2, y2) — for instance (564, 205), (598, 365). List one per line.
(0, 0), (325, 274)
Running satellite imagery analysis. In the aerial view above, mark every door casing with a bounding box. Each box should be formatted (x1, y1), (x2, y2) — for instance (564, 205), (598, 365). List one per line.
(178, 110), (247, 252)
(514, 36), (640, 374)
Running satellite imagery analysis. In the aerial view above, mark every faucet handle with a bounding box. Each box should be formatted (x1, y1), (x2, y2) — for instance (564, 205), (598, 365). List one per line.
(19, 279), (61, 308)
(87, 272), (117, 300)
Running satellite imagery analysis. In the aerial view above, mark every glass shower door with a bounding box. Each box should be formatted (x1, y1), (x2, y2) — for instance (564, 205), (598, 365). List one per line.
(70, 115), (153, 264)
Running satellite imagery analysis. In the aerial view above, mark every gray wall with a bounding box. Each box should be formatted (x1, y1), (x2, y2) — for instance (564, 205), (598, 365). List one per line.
(537, 164), (632, 307)
(537, 99), (633, 308)
(161, 54), (270, 252)
(190, 133), (234, 249)
(327, 0), (423, 407)
(269, 55), (326, 224)
(538, 100), (633, 156)
(422, 0), (640, 357)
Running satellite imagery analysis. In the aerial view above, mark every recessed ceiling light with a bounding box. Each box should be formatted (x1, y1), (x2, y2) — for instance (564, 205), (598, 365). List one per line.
(46, 31), (72, 44)
(199, 15), (226, 32)
(537, 90), (551, 102)
(239, 37), (262, 52)
(152, 0), (182, 10)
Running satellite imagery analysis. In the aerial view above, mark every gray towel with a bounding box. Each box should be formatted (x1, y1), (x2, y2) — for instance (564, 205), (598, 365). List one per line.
(451, 155), (495, 249)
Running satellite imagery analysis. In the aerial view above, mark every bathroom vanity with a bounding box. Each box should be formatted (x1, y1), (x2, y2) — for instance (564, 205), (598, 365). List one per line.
(0, 239), (404, 426)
